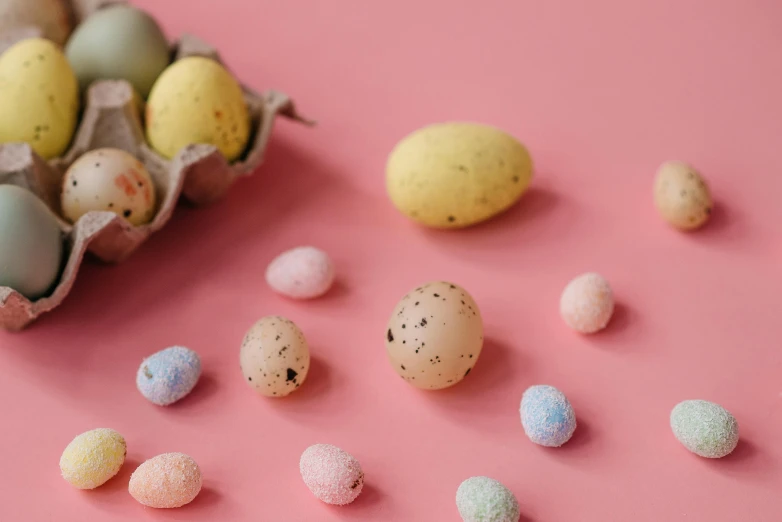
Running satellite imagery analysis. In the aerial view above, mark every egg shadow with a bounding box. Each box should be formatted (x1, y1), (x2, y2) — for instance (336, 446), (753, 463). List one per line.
(326, 483), (385, 517)
(545, 417), (593, 457)
(690, 199), (749, 246)
(422, 338), (524, 420)
(585, 302), (638, 346)
(140, 487), (224, 520)
(701, 439), (774, 479)
(88, 457), (140, 509)
(264, 355), (336, 420)
(164, 373), (220, 414)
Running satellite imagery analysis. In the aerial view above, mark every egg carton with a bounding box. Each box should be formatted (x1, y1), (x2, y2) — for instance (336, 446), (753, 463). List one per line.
(0, 7), (310, 330)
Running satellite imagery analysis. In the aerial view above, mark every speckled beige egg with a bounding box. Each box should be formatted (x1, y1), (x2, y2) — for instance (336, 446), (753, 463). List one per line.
(240, 316), (310, 397)
(386, 122), (533, 228)
(653, 161), (713, 230)
(146, 57), (250, 161)
(61, 148), (157, 226)
(0, 0), (72, 46)
(0, 38), (79, 159)
(385, 281), (483, 390)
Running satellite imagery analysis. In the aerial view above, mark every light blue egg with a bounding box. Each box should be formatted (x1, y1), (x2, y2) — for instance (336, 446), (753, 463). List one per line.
(136, 346), (201, 406)
(520, 385), (577, 447)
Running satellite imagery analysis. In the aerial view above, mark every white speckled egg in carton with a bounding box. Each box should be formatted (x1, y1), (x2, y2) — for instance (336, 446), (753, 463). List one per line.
(0, 5), (309, 330)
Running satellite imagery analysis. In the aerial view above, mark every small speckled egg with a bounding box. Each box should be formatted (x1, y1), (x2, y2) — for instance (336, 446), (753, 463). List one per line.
(146, 57), (250, 161)
(59, 428), (126, 489)
(559, 272), (614, 334)
(129, 453), (202, 508)
(670, 400), (739, 458)
(61, 148), (157, 226)
(386, 122), (533, 228)
(0, 0), (72, 46)
(456, 476), (520, 522)
(520, 385), (577, 447)
(136, 346), (201, 406)
(65, 4), (171, 98)
(654, 161), (713, 230)
(300, 444), (364, 506)
(385, 281), (483, 390)
(266, 246), (335, 300)
(0, 184), (63, 299)
(240, 316), (310, 397)
(0, 38), (79, 159)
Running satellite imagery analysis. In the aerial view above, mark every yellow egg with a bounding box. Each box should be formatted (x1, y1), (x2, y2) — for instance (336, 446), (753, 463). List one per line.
(0, 38), (79, 159)
(59, 428), (127, 489)
(386, 122), (533, 228)
(146, 57), (250, 161)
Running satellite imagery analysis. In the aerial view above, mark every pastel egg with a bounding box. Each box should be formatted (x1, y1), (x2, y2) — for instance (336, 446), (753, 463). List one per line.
(61, 148), (157, 226)
(385, 281), (483, 390)
(559, 272), (614, 334)
(653, 161), (713, 230)
(456, 476), (520, 522)
(520, 385), (577, 447)
(129, 453), (202, 508)
(146, 56), (250, 161)
(240, 316), (310, 397)
(300, 444), (364, 505)
(386, 122), (533, 228)
(0, 38), (79, 159)
(670, 400), (739, 458)
(0, 0), (72, 46)
(266, 246), (335, 300)
(136, 346), (201, 406)
(59, 428), (126, 489)
(0, 184), (63, 299)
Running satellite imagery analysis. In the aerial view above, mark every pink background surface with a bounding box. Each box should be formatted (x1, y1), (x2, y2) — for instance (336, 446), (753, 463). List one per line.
(1, 0), (781, 520)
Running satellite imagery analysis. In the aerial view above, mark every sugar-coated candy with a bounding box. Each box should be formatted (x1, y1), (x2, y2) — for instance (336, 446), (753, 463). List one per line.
(300, 444), (364, 505)
(520, 385), (577, 447)
(136, 346), (202, 406)
(559, 272), (614, 334)
(129, 452), (202, 508)
(60, 428), (126, 489)
(670, 400), (739, 458)
(456, 476), (520, 522)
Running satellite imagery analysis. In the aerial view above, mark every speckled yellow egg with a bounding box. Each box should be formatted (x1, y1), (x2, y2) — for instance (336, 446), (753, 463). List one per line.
(653, 161), (713, 230)
(146, 57), (250, 161)
(239, 316), (310, 397)
(0, 38), (79, 159)
(385, 281), (484, 390)
(61, 148), (157, 226)
(59, 428), (127, 489)
(386, 123), (533, 228)
(0, 0), (73, 46)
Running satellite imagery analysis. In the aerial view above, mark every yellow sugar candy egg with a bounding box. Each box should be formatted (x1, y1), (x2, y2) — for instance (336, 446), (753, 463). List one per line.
(386, 122), (533, 228)
(145, 57), (250, 161)
(59, 428), (127, 489)
(0, 38), (79, 159)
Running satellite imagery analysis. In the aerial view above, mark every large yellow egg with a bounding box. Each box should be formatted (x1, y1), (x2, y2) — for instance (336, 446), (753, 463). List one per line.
(386, 122), (533, 228)
(145, 57), (250, 161)
(0, 38), (79, 159)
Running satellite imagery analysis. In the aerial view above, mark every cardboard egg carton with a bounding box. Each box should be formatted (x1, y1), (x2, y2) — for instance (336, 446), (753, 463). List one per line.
(0, 4), (310, 330)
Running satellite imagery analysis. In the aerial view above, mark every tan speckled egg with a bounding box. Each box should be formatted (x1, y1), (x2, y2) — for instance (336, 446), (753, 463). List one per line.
(61, 148), (157, 226)
(653, 161), (713, 230)
(385, 281), (483, 390)
(240, 316), (310, 397)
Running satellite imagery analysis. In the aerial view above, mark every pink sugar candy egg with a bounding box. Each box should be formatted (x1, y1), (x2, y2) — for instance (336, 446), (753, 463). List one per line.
(128, 453), (202, 509)
(300, 444), (364, 505)
(266, 246), (336, 299)
(559, 272), (614, 334)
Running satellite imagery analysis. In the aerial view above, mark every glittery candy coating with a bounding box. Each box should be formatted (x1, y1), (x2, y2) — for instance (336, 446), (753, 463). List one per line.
(59, 428), (126, 489)
(520, 385), (577, 447)
(559, 272), (614, 334)
(136, 346), (201, 406)
(129, 452), (202, 508)
(670, 400), (739, 458)
(300, 444), (364, 505)
(456, 476), (520, 522)
(265, 246), (336, 300)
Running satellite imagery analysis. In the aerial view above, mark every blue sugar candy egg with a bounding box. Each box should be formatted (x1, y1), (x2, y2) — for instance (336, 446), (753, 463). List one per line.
(520, 385), (577, 447)
(136, 346), (201, 406)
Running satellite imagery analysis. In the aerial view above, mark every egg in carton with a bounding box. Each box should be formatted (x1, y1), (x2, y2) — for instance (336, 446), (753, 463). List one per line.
(0, 4), (310, 330)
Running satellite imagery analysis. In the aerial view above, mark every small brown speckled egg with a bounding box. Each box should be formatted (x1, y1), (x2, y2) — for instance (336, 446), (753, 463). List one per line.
(240, 316), (310, 397)
(653, 161), (713, 230)
(385, 281), (484, 390)
(61, 148), (157, 226)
